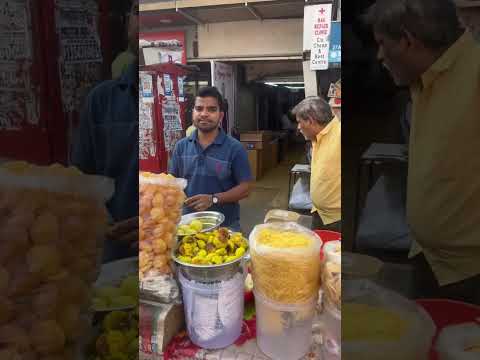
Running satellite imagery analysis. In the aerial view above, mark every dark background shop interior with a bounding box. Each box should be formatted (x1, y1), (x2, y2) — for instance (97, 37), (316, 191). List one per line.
(182, 61), (341, 136)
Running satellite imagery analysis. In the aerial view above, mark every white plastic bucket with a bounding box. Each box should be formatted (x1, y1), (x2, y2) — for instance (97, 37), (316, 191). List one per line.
(254, 289), (317, 360)
(178, 270), (246, 349)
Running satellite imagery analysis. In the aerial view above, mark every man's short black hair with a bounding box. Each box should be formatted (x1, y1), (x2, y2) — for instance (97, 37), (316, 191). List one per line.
(196, 86), (224, 111)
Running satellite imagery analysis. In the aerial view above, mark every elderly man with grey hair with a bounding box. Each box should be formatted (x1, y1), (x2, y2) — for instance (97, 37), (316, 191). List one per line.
(455, 0), (480, 41)
(292, 97), (341, 232)
(365, 0), (480, 304)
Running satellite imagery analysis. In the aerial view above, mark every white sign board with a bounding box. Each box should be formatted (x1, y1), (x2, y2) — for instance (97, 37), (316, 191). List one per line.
(303, 5), (315, 51)
(211, 61), (235, 134)
(308, 4), (332, 71)
(142, 47), (182, 66)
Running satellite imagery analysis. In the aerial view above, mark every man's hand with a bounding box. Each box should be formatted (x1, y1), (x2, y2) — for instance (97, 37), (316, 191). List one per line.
(107, 216), (138, 248)
(185, 194), (213, 212)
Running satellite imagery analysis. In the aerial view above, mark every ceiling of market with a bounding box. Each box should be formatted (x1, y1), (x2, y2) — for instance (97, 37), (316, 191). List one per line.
(139, 0), (337, 86)
(139, 0), (334, 27)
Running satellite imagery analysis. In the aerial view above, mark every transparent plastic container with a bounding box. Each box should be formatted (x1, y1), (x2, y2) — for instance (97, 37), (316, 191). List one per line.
(319, 300), (341, 360)
(249, 222), (322, 305)
(342, 252), (383, 282)
(0, 162), (114, 359)
(342, 280), (436, 360)
(436, 322), (480, 360)
(323, 240), (341, 264)
(178, 270), (246, 349)
(254, 289), (317, 360)
(139, 172), (187, 279)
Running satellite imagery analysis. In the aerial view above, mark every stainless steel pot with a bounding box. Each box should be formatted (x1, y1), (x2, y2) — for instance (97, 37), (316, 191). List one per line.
(171, 237), (250, 283)
(178, 211), (225, 234)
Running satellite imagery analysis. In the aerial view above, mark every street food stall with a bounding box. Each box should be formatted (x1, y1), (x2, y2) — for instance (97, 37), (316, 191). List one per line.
(133, 171), (339, 359)
(2, 164), (479, 360)
(133, 173), (480, 360)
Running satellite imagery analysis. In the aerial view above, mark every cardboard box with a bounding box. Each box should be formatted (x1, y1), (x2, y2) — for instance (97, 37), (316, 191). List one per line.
(247, 149), (263, 180)
(260, 140), (279, 173)
(270, 139), (279, 166)
(241, 131), (275, 151)
(240, 131), (273, 142)
(140, 302), (185, 357)
(139, 276), (184, 357)
(279, 136), (288, 161)
(241, 141), (265, 150)
(261, 143), (271, 173)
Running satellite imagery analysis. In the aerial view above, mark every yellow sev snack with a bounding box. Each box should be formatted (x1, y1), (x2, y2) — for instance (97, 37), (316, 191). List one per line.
(343, 303), (409, 341)
(257, 229), (312, 248)
(342, 281), (436, 360)
(249, 222), (322, 304)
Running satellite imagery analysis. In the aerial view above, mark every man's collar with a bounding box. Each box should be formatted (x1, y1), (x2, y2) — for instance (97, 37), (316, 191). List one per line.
(316, 116), (338, 141)
(213, 128), (227, 145)
(420, 31), (472, 89)
(118, 62), (138, 88)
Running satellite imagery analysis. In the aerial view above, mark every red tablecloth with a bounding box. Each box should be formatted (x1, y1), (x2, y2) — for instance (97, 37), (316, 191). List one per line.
(417, 299), (480, 360)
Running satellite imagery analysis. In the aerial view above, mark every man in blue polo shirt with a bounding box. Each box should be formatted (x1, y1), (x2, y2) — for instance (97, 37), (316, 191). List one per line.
(71, 0), (139, 262)
(169, 86), (252, 231)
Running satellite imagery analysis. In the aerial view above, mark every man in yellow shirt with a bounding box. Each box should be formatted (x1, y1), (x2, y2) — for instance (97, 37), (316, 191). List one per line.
(366, 0), (480, 303)
(292, 97), (341, 232)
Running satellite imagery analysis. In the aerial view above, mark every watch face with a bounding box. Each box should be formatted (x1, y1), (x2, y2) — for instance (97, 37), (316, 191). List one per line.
(213, 196), (218, 204)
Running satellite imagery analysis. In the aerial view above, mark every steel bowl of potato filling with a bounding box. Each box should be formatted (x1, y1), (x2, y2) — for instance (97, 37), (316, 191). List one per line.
(172, 227), (250, 282)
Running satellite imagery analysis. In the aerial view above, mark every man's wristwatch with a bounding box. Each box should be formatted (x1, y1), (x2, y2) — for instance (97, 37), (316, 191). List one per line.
(212, 195), (219, 205)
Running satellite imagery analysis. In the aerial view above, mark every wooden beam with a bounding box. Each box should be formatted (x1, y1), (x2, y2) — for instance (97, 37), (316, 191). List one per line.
(245, 3), (263, 20)
(187, 55), (302, 62)
(176, 8), (204, 25)
(140, 0), (286, 12)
